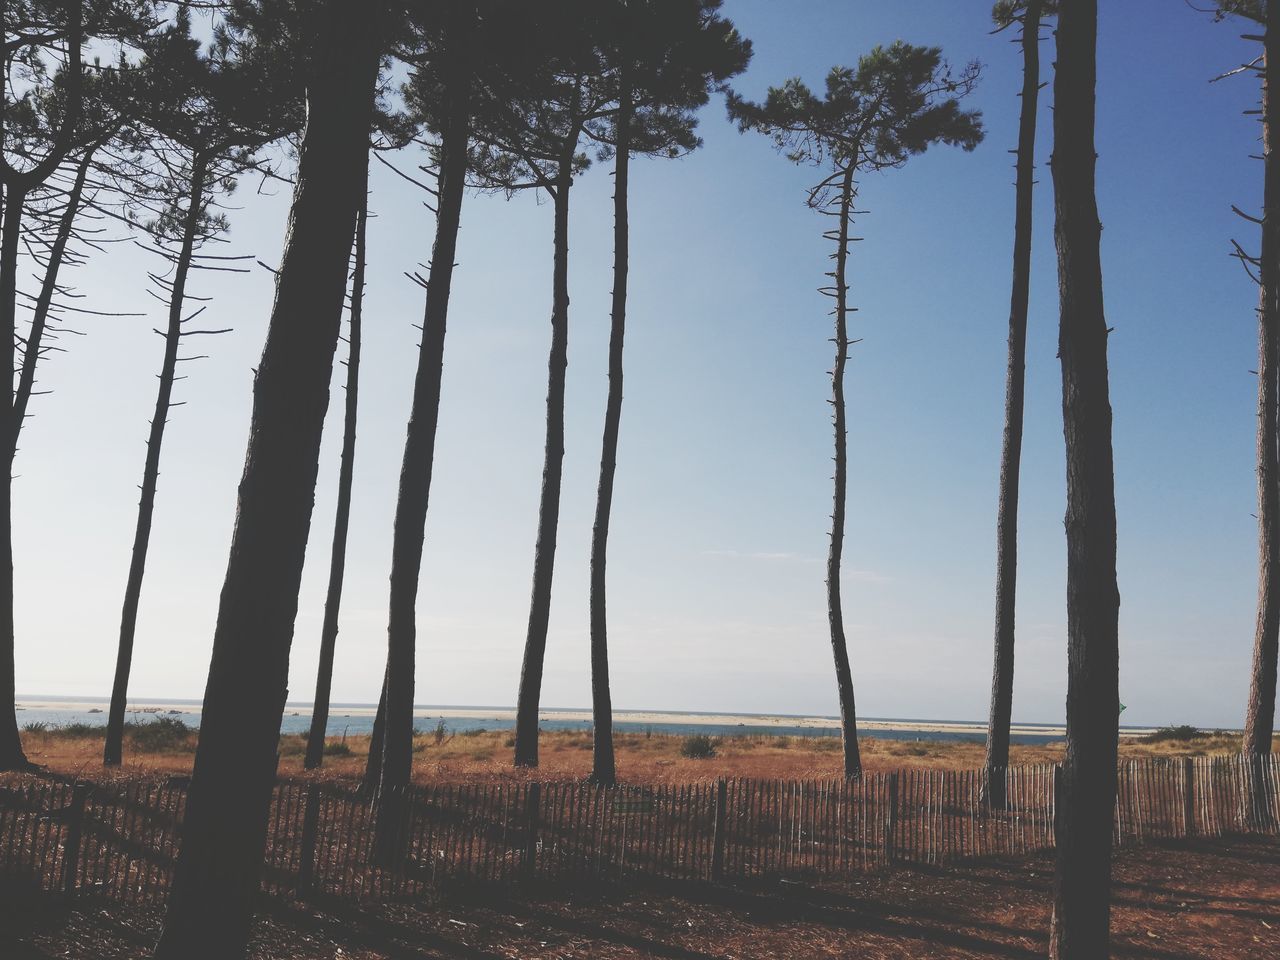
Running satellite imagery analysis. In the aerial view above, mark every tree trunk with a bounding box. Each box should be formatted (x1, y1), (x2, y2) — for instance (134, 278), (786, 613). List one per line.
(363, 670), (387, 792)
(376, 51), (472, 820)
(153, 3), (381, 955)
(1048, 2), (1121, 957)
(11, 144), (97, 462)
(305, 163), (368, 771)
(985, 0), (1042, 809)
(589, 73), (631, 788)
(104, 156), (208, 768)
(514, 151), (573, 769)
(827, 165), (861, 780)
(0, 186), (30, 771)
(1246, 2), (1280, 765)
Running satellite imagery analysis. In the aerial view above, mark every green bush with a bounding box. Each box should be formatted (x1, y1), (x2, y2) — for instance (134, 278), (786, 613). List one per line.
(323, 740), (352, 757)
(21, 721), (47, 734)
(1142, 724), (1204, 744)
(126, 716), (195, 751)
(56, 722), (100, 738)
(680, 734), (716, 759)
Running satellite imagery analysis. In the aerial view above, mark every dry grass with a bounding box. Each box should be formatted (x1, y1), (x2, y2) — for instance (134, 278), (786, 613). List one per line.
(18, 724), (1271, 786)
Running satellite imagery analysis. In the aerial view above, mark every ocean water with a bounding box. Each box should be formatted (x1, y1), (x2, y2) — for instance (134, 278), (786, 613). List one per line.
(13, 697), (1076, 746)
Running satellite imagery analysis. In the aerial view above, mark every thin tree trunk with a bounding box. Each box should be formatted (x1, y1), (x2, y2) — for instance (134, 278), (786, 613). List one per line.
(104, 157), (208, 768)
(1246, 2), (1280, 765)
(827, 165), (861, 780)
(11, 144), (97, 462)
(363, 670), (387, 792)
(1048, 2), (1121, 957)
(589, 73), (631, 788)
(514, 150), (573, 769)
(305, 164), (368, 771)
(153, 4), (381, 955)
(985, 0), (1042, 809)
(0, 186), (30, 771)
(376, 53), (472, 818)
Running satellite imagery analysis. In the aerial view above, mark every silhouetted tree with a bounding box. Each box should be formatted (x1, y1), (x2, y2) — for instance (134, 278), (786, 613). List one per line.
(1048, 1), (1121, 957)
(1209, 0), (1278, 828)
(304, 163), (367, 771)
(728, 43), (983, 779)
(369, 0), (483, 807)
(984, 0), (1056, 808)
(1, 0), (157, 772)
(586, 0), (750, 786)
(153, 1), (385, 954)
(104, 11), (303, 767)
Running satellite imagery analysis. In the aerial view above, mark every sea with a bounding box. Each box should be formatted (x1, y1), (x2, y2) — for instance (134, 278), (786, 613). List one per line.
(8, 695), (1098, 746)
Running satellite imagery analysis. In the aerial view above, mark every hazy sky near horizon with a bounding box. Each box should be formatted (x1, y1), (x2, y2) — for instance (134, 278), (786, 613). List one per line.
(10, 1), (1273, 729)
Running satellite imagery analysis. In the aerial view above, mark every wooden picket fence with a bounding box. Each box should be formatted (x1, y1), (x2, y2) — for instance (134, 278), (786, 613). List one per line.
(0, 754), (1276, 907)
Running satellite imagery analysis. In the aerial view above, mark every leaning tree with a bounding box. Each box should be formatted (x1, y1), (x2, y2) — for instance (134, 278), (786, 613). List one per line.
(585, 0), (750, 786)
(983, 0), (1057, 808)
(1048, 0), (1121, 957)
(153, 0), (387, 954)
(728, 43), (983, 779)
(0, 0), (158, 771)
(103, 10), (303, 767)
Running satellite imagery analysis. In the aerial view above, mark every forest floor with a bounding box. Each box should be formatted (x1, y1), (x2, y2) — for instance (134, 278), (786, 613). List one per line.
(16, 725), (1270, 786)
(2, 835), (1277, 958)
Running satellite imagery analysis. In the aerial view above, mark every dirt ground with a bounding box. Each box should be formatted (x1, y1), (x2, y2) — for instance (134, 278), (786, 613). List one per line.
(2, 835), (1276, 959)
(17, 727), (1267, 787)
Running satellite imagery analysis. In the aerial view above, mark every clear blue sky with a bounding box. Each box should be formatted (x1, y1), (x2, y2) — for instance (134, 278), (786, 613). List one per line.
(11, 1), (1272, 728)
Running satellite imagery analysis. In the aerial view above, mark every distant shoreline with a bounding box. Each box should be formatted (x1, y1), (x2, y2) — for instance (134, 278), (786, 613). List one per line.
(14, 696), (1165, 740)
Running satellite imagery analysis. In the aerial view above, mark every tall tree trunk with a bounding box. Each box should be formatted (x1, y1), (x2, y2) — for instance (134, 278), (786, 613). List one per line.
(104, 157), (208, 768)
(1048, 2), (1121, 957)
(305, 163), (369, 771)
(0, 186), (30, 771)
(589, 73), (631, 788)
(514, 151), (573, 769)
(827, 165), (861, 780)
(11, 144), (97, 462)
(153, 4), (381, 955)
(376, 53), (472, 818)
(1246, 2), (1280, 765)
(985, 0), (1042, 809)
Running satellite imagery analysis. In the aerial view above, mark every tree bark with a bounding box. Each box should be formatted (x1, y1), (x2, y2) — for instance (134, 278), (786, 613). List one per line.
(985, 0), (1042, 809)
(104, 155), (208, 768)
(153, 3), (381, 955)
(514, 150), (573, 769)
(827, 164), (862, 780)
(0, 186), (30, 771)
(589, 70), (631, 788)
(376, 47), (472, 817)
(1048, 2), (1121, 957)
(1245, 1), (1280, 765)
(305, 163), (368, 771)
(11, 143), (98, 462)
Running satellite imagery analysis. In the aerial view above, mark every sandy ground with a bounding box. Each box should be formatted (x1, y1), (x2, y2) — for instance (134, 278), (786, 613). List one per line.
(3, 836), (1278, 958)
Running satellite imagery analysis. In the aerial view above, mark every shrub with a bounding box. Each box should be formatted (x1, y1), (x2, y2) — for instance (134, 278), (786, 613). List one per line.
(324, 740), (352, 757)
(680, 734), (716, 759)
(1142, 724), (1204, 744)
(772, 735), (791, 750)
(21, 721), (47, 734)
(56, 722), (100, 738)
(434, 719), (448, 744)
(126, 716), (195, 751)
